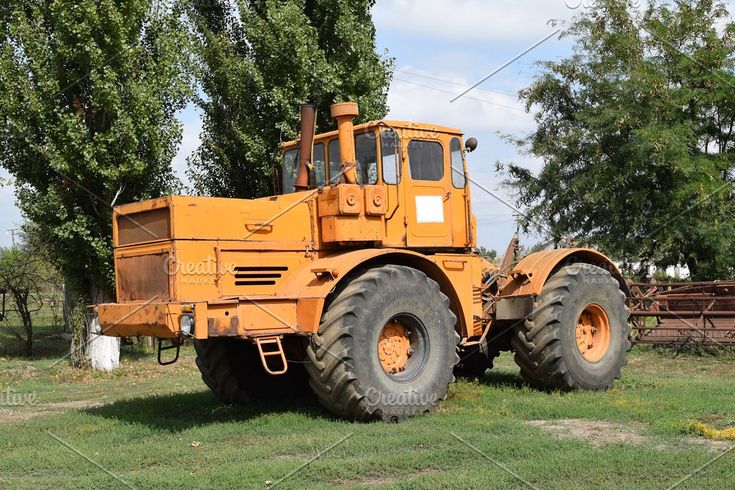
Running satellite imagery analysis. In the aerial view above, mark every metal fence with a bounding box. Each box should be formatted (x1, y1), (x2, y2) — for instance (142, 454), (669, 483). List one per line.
(628, 282), (735, 348)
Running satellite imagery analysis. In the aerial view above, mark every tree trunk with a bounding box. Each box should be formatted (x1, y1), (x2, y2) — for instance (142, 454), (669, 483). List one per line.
(22, 306), (33, 358)
(66, 279), (87, 368)
(66, 277), (120, 371)
(686, 256), (701, 281)
(62, 283), (72, 334)
(15, 289), (33, 357)
(87, 321), (121, 372)
(86, 281), (120, 372)
(26, 323), (33, 357)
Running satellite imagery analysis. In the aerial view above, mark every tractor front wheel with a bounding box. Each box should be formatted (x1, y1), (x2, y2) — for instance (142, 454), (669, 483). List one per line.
(305, 265), (459, 421)
(511, 263), (631, 391)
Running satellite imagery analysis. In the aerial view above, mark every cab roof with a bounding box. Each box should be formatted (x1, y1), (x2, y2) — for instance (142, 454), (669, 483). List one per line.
(280, 120), (464, 149)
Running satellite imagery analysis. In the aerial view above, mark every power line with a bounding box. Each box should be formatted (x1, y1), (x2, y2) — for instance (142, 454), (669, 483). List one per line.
(392, 78), (527, 113)
(396, 70), (518, 98)
(451, 29), (561, 103)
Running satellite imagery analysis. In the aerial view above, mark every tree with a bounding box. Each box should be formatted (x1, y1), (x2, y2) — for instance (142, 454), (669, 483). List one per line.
(518, 241), (552, 259)
(187, 0), (393, 198)
(477, 246), (499, 263)
(500, 0), (735, 280)
(0, 1), (191, 365)
(0, 244), (59, 357)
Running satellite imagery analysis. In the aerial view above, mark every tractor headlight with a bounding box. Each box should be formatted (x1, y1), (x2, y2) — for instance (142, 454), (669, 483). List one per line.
(90, 316), (102, 335)
(180, 315), (195, 336)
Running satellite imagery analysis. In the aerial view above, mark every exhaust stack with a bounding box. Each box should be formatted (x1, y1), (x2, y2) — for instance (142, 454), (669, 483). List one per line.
(330, 102), (359, 184)
(294, 104), (317, 191)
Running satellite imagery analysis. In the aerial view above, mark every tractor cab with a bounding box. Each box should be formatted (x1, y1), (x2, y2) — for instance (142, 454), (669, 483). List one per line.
(279, 103), (478, 251)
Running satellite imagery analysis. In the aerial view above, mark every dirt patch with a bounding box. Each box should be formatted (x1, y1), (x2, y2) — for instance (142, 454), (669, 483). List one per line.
(528, 419), (734, 453)
(45, 399), (104, 411)
(0, 399), (104, 423)
(527, 418), (647, 447)
(337, 468), (438, 488)
(0, 409), (39, 422)
(347, 476), (400, 487)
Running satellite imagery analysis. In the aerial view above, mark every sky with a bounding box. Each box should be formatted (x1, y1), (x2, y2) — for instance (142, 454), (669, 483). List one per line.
(2, 0), (734, 251)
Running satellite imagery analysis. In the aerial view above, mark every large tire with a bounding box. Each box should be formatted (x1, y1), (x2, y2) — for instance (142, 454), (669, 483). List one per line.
(511, 263), (631, 391)
(194, 338), (309, 404)
(305, 265), (460, 421)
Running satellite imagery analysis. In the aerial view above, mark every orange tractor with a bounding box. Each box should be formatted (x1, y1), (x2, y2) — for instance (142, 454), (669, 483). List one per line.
(90, 102), (631, 421)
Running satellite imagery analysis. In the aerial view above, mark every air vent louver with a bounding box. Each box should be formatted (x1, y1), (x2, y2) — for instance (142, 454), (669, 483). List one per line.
(234, 266), (288, 286)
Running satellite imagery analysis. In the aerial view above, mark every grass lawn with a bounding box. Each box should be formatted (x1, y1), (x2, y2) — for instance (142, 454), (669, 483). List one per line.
(0, 339), (733, 489)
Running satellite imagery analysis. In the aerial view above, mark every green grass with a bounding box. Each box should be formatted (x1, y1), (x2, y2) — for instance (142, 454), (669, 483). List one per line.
(0, 346), (733, 489)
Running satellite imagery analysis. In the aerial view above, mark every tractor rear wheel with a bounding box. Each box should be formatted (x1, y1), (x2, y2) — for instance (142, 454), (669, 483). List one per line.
(305, 265), (459, 421)
(194, 338), (309, 404)
(511, 263), (631, 391)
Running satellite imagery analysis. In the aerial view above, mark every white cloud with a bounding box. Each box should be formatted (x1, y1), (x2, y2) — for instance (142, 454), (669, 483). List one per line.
(374, 0), (577, 43)
(387, 67), (534, 135)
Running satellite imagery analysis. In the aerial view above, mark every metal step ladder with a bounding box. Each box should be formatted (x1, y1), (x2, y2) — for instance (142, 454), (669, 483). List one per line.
(254, 336), (289, 375)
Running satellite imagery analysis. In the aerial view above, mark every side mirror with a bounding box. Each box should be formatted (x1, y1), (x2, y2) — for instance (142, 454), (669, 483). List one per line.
(465, 137), (478, 153)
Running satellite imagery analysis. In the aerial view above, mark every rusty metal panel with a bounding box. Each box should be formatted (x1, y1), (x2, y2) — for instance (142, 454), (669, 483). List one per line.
(117, 207), (171, 246)
(117, 253), (171, 302)
(98, 302), (178, 338)
(495, 296), (534, 321)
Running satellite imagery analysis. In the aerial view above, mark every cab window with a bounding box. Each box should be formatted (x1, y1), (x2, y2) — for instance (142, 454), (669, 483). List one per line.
(282, 149), (298, 193)
(355, 133), (378, 185)
(328, 133), (379, 185)
(328, 139), (341, 184)
(380, 129), (401, 184)
(408, 140), (444, 181)
(450, 138), (466, 188)
(313, 143), (326, 187)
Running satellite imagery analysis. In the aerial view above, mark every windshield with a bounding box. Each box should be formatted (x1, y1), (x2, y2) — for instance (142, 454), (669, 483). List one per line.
(282, 130), (380, 193)
(282, 149), (299, 193)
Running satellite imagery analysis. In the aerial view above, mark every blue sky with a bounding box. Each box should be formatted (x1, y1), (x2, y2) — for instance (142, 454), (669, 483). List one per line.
(4, 0), (725, 251)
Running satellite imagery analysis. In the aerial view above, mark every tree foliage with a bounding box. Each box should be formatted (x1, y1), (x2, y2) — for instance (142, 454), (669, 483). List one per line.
(476, 246), (498, 263)
(0, 1), (190, 364)
(0, 2), (190, 296)
(502, 0), (735, 280)
(187, 0), (394, 198)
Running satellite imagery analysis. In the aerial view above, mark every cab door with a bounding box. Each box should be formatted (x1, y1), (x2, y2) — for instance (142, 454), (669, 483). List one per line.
(448, 136), (473, 248)
(405, 138), (453, 247)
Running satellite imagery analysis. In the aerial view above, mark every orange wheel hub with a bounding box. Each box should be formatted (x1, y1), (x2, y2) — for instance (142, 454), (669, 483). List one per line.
(378, 319), (412, 374)
(576, 304), (611, 362)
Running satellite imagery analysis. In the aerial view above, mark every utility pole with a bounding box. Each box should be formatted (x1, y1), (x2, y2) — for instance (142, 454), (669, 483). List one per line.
(8, 228), (17, 249)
